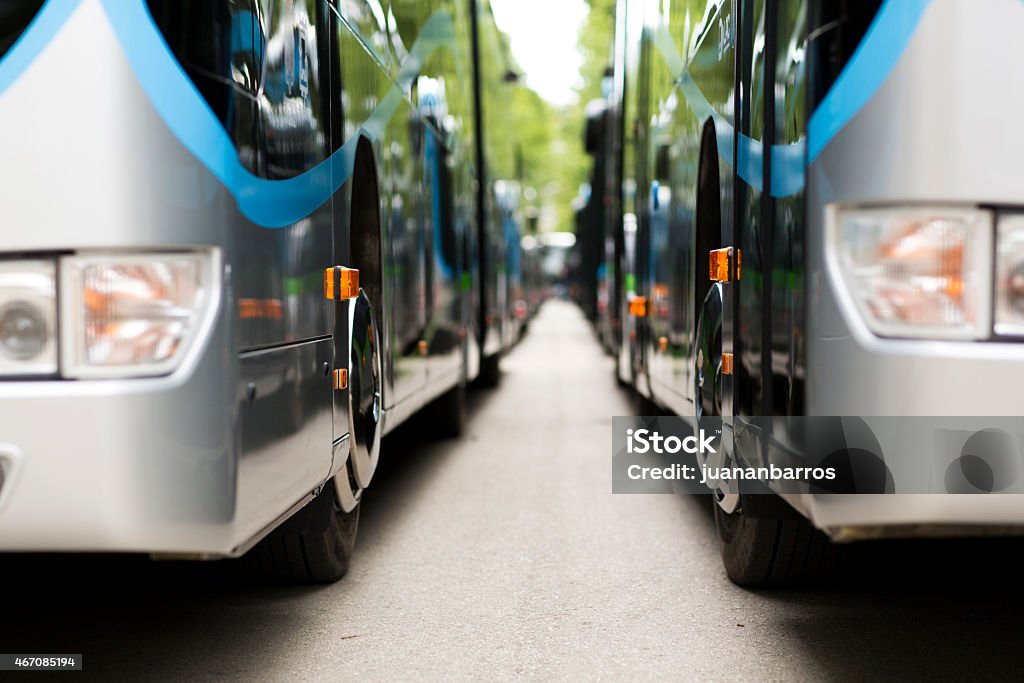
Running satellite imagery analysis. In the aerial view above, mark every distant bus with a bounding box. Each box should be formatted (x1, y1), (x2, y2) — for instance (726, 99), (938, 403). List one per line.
(0, 0), (524, 582)
(595, 0), (1024, 585)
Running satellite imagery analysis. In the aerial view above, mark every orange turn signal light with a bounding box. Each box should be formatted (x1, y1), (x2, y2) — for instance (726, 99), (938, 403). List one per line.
(333, 368), (348, 391)
(324, 266), (360, 300)
(628, 296), (647, 317)
(709, 247), (741, 283)
(721, 352), (734, 375)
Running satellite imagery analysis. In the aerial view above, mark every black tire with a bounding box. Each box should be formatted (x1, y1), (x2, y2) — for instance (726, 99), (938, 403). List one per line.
(478, 352), (501, 387)
(713, 498), (839, 587)
(247, 481), (360, 584)
(423, 381), (467, 438)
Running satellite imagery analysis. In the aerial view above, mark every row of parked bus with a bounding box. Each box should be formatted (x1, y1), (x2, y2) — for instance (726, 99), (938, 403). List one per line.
(0, 0), (545, 582)
(579, 0), (1024, 586)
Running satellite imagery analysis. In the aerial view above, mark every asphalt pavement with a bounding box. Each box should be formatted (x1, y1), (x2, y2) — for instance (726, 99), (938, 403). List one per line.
(4, 300), (1024, 681)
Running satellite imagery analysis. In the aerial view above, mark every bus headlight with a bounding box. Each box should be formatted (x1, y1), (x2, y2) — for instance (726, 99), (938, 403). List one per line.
(995, 216), (1024, 336)
(828, 207), (993, 340)
(60, 251), (217, 378)
(0, 261), (57, 376)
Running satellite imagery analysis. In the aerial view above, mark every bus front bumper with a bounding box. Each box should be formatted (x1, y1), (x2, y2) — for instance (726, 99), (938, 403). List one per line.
(796, 494), (1024, 542)
(0, 362), (237, 556)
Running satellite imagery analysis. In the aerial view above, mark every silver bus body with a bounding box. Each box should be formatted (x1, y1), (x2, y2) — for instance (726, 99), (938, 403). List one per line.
(0, 0), (525, 557)
(600, 0), (1024, 537)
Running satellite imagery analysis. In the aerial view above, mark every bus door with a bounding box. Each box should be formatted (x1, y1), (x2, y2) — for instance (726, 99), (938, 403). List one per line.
(630, 8), (653, 399)
(732, 0), (777, 467)
(384, 84), (428, 407)
(421, 99), (463, 387)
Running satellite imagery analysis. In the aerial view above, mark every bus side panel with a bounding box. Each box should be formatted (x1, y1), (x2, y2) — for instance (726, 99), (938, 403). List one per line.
(146, 0), (341, 544)
(603, 0), (630, 370)
(454, 0), (483, 382)
(619, 0), (651, 397)
(642, 1), (707, 415)
(643, 2), (673, 404)
(770, 0), (807, 420)
(613, 0), (641, 388)
(636, 0), (736, 416)
(402, 0), (479, 393)
(234, 0), (338, 536)
(474, 0), (522, 361)
(709, 0), (738, 420)
(382, 81), (429, 409)
(422, 125), (467, 391)
(236, 340), (334, 544)
(734, 0), (766, 427)
(377, 0), (479, 416)
(331, 1), (425, 415)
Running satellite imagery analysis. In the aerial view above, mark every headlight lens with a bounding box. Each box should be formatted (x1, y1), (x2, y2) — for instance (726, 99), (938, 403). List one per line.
(0, 261), (57, 376)
(829, 207), (993, 339)
(995, 215), (1024, 336)
(60, 252), (216, 378)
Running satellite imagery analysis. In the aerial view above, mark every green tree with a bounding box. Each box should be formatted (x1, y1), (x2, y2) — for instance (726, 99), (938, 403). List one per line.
(492, 0), (618, 233)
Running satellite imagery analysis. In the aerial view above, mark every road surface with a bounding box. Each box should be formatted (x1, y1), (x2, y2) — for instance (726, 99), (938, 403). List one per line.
(4, 300), (1024, 680)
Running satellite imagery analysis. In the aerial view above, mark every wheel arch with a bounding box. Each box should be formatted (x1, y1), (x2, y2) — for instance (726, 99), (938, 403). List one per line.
(349, 136), (383, 320)
(693, 117), (722, 335)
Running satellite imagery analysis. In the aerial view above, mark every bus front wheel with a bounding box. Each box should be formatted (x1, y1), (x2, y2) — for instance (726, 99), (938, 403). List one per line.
(247, 482), (360, 584)
(714, 500), (839, 587)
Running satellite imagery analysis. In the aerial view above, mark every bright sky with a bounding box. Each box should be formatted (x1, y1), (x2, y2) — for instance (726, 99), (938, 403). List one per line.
(490, 0), (588, 107)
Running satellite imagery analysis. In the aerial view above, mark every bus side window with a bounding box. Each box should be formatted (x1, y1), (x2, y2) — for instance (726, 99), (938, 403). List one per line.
(260, 0), (330, 177)
(147, 0), (264, 171)
(228, 0), (266, 95)
(807, 0), (882, 108)
(0, 1), (44, 59)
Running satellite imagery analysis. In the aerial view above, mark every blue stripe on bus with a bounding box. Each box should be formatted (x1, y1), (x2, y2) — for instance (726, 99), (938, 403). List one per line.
(101, 1), (455, 228)
(0, 0), (929, 209)
(770, 139), (805, 198)
(660, 0), (931, 196)
(0, 0), (455, 228)
(0, 0), (79, 95)
(806, 0), (930, 162)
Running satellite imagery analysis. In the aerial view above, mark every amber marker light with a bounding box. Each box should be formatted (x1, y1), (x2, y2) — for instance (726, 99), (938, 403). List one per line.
(324, 266), (360, 300)
(709, 247), (739, 282)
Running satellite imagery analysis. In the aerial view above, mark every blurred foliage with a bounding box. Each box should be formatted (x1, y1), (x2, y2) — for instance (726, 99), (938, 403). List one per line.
(560, 0), (616, 232)
(513, 86), (589, 233)
(577, 0), (617, 104)
(504, 0), (616, 233)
